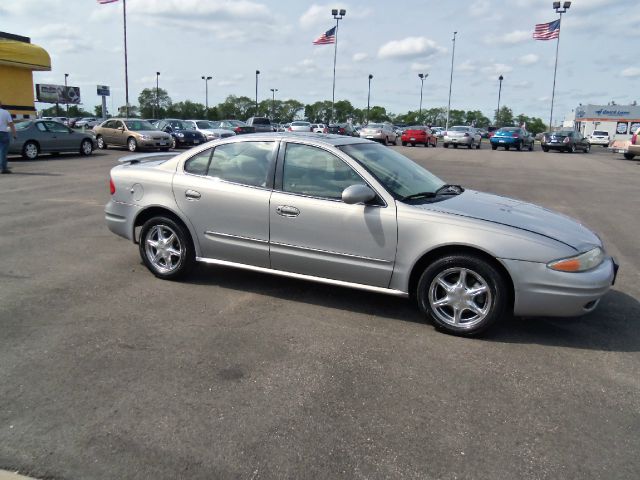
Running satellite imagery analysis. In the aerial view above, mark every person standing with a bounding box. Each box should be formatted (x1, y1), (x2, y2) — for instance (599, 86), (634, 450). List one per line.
(0, 100), (18, 174)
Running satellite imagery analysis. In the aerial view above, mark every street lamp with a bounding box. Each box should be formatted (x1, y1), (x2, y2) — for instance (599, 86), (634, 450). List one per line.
(496, 75), (504, 126)
(202, 75), (212, 111)
(549, 1), (571, 130)
(367, 74), (373, 124)
(154, 71), (160, 118)
(330, 8), (346, 123)
(255, 70), (260, 116)
(445, 31), (457, 131)
(418, 73), (428, 123)
(270, 88), (278, 121)
(64, 73), (69, 117)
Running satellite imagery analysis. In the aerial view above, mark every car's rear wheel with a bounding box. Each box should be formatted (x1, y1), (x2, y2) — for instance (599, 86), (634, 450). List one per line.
(444, 143), (449, 148)
(624, 152), (635, 160)
(80, 139), (93, 156)
(453, 144), (458, 149)
(543, 146), (549, 152)
(584, 144), (590, 153)
(22, 141), (39, 160)
(491, 144), (497, 150)
(476, 140), (481, 149)
(416, 254), (508, 336)
(516, 142), (522, 151)
(139, 216), (194, 280)
(402, 141), (407, 146)
(127, 137), (138, 152)
(529, 142), (534, 151)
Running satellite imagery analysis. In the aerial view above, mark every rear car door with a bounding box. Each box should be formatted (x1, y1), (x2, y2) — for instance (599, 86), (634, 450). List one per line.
(33, 122), (56, 152)
(269, 142), (397, 287)
(173, 141), (277, 267)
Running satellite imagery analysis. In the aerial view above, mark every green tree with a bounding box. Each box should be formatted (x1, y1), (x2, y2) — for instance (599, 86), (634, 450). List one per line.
(304, 101), (333, 123)
(368, 105), (390, 123)
(495, 106), (514, 127)
(525, 117), (546, 135)
(117, 105), (139, 117)
(138, 87), (172, 118)
(447, 109), (466, 126)
(280, 99), (304, 122)
(94, 105), (104, 117)
(216, 95), (255, 120)
(166, 100), (206, 119)
(465, 110), (490, 128)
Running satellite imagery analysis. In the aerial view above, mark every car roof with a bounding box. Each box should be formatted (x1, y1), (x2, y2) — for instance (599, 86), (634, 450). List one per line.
(225, 132), (370, 146)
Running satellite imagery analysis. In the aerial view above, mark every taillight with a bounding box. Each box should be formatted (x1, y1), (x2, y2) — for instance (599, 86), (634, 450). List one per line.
(287, 127), (292, 131)
(632, 133), (638, 145)
(563, 137), (570, 143)
(340, 128), (345, 134)
(512, 134), (519, 138)
(234, 127), (241, 133)
(323, 128), (328, 134)
(109, 177), (115, 195)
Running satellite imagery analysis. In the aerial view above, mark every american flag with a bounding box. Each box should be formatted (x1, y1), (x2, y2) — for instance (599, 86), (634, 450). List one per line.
(97, 0), (118, 4)
(533, 19), (560, 40)
(313, 26), (336, 45)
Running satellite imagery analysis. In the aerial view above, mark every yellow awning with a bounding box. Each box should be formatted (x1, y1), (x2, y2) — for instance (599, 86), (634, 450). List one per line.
(0, 39), (51, 71)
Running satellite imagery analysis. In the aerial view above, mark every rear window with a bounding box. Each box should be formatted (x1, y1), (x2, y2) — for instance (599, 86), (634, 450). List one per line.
(406, 126), (425, 131)
(291, 121), (310, 126)
(367, 123), (383, 128)
(15, 121), (32, 130)
(593, 131), (608, 136)
(450, 126), (469, 131)
(252, 118), (271, 125)
(500, 127), (519, 132)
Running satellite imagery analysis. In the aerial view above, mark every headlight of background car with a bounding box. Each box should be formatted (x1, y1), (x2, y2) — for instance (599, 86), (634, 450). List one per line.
(176, 132), (184, 138)
(140, 135), (151, 140)
(547, 247), (604, 272)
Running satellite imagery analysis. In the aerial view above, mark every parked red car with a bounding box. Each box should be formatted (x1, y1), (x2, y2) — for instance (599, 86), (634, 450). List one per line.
(401, 126), (437, 147)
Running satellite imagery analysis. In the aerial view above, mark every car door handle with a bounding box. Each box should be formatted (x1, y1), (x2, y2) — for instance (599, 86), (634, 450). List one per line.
(185, 189), (201, 200)
(276, 205), (300, 217)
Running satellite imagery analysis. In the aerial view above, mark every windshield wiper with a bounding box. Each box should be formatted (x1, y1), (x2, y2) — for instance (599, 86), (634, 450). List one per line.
(401, 184), (464, 201)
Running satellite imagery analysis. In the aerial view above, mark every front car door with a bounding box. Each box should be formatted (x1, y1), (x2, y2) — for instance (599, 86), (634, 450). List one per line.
(269, 141), (397, 288)
(173, 140), (278, 267)
(43, 121), (75, 150)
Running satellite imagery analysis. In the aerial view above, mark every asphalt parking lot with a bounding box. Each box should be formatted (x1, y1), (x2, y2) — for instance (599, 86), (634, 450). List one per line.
(1, 143), (639, 480)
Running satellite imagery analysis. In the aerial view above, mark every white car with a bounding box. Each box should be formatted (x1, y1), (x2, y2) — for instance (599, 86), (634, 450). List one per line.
(587, 130), (610, 147)
(287, 121), (312, 132)
(443, 126), (482, 149)
(311, 123), (328, 133)
(183, 120), (235, 142)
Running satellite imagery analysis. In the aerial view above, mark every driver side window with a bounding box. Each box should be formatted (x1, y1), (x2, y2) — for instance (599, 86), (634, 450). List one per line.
(282, 143), (362, 200)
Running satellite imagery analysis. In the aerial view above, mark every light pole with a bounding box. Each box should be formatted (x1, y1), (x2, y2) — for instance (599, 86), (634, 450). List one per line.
(202, 75), (212, 111)
(330, 8), (346, 123)
(549, 1), (571, 130)
(367, 74), (373, 124)
(496, 75), (504, 126)
(255, 70), (260, 116)
(64, 73), (69, 117)
(270, 88), (278, 121)
(418, 73), (428, 123)
(445, 31), (457, 131)
(154, 71), (160, 118)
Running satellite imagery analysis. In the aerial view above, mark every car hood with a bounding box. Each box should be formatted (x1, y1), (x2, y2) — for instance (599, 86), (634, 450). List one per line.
(412, 190), (600, 251)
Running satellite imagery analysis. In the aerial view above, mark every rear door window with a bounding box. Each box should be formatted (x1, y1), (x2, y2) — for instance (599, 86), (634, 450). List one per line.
(207, 142), (275, 188)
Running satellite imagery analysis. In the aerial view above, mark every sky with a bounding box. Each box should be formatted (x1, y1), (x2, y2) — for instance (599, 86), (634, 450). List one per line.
(2, 0), (638, 124)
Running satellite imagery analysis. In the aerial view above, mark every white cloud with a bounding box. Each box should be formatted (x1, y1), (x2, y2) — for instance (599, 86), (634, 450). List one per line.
(484, 30), (530, 45)
(410, 63), (431, 72)
(352, 52), (369, 62)
(378, 37), (446, 60)
(621, 67), (640, 78)
(469, 0), (491, 17)
(457, 60), (477, 73)
(481, 63), (514, 77)
(519, 54), (539, 65)
(299, 4), (371, 28)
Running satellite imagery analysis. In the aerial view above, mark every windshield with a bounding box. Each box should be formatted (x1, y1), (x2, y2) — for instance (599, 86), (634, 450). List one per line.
(168, 120), (191, 130)
(339, 143), (444, 200)
(125, 120), (156, 131)
(15, 121), (32, 130)
(196, 121), (212, 129)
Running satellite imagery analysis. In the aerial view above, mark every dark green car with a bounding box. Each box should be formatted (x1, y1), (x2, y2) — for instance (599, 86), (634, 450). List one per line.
(10, 120), (96, 160)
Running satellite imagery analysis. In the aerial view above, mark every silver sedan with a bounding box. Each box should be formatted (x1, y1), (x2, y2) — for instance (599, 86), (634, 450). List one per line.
(359, 123), (398, 145)
(105, 133), (618, 336)
(10, 120), (96, 159)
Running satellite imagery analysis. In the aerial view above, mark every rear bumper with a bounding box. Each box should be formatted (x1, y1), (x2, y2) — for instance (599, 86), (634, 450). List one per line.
(105, 199), (139, 241)
(490, 137), (519, 145)
(501, 257), (617, 317)
(588, 138), (609, 145)
(444, 136), (472, 144)
(543, 143), (571, 150)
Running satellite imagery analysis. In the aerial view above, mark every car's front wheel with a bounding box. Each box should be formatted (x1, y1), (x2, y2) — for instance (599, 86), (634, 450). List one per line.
(127, 137), (138, 152)
(96, 135), (107, 149)
(417, 254), (508, 336)
(542, 146), (549, 152)
(139, 216), (194, 280)
(22, 141), (39, 160)
(80, 139), (93, 156)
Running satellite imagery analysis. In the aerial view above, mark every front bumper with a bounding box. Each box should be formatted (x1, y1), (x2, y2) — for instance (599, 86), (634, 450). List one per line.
(174, 136), (204, 147)
(105, 199), (140, 241)
(501, 256), (617, 317)
(139, 138), (171, 148)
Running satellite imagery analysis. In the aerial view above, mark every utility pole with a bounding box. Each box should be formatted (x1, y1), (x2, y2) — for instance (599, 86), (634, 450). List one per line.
(445, 31), (457, 131)
(367, 74), (373, 123)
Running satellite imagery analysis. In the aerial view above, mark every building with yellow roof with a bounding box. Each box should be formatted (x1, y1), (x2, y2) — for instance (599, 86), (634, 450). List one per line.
(0, 31), (51, 120)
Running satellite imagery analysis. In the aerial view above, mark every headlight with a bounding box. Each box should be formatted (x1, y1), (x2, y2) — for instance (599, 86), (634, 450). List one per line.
(547, 247), (604, 272)
(176, 132), (184, 138)
(140, 135), (151, 140)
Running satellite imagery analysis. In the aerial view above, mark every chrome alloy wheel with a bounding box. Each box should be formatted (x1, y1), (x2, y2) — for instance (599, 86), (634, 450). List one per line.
(24, 142), (39, 159)
(428, 267), (492, 329)
(144, 224), (183, 274)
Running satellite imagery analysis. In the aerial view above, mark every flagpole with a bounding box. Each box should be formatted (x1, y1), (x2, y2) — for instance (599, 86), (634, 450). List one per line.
(331, 9), (345, 124)
(549, 14), (562, 130)
(445, 31), (457, 132)
(123, 0), (130, 118)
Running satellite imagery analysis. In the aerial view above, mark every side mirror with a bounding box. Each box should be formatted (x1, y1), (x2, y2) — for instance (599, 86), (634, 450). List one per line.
(119, 126), (125, 131)
(342, 184), (376, 205)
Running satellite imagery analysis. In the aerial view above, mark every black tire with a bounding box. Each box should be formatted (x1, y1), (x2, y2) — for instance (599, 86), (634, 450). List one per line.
(505, 145), (510, 151)
(516, 142), (522, 151)
(138, 216), (195, 280)
(491, 144), (497, 150)
(170, 137), (177, 149)
(453, 144), (458, 149)
(543, 146), (549, 152)
(529, 142), (534, 151)
(476, 140), (481, 150)
(80, 139), (93, 156)
(411, 142), (416, 147)
(584, 144), (590, 153)
(127, 137), (138, 152)
(402, 141), (407, 146)
(468, 141), (473, 149)
(569, 144), (576, 153)
(624, 152), (635, 160)
(96, 135), (107, 149)
(444, 143), (449, 148)
(416, 254), (508, 336)
(22, 141), (39, 160)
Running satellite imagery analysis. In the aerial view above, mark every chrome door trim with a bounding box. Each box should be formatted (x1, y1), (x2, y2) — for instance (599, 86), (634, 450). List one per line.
(270, 241), (392, 264)
(204, 231), (268, 244)
(195, 256), (407, 297)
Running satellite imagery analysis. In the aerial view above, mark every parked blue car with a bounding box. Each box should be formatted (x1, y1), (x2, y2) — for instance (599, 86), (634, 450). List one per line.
(490, 127), (534, 151)
(153, 119), (207, 149)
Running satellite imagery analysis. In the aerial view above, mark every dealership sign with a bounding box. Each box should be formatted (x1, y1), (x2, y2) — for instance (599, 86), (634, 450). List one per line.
(97, 85), (110, 96)
(575, 104), (640, 120)
(35, 84), (81, 104)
